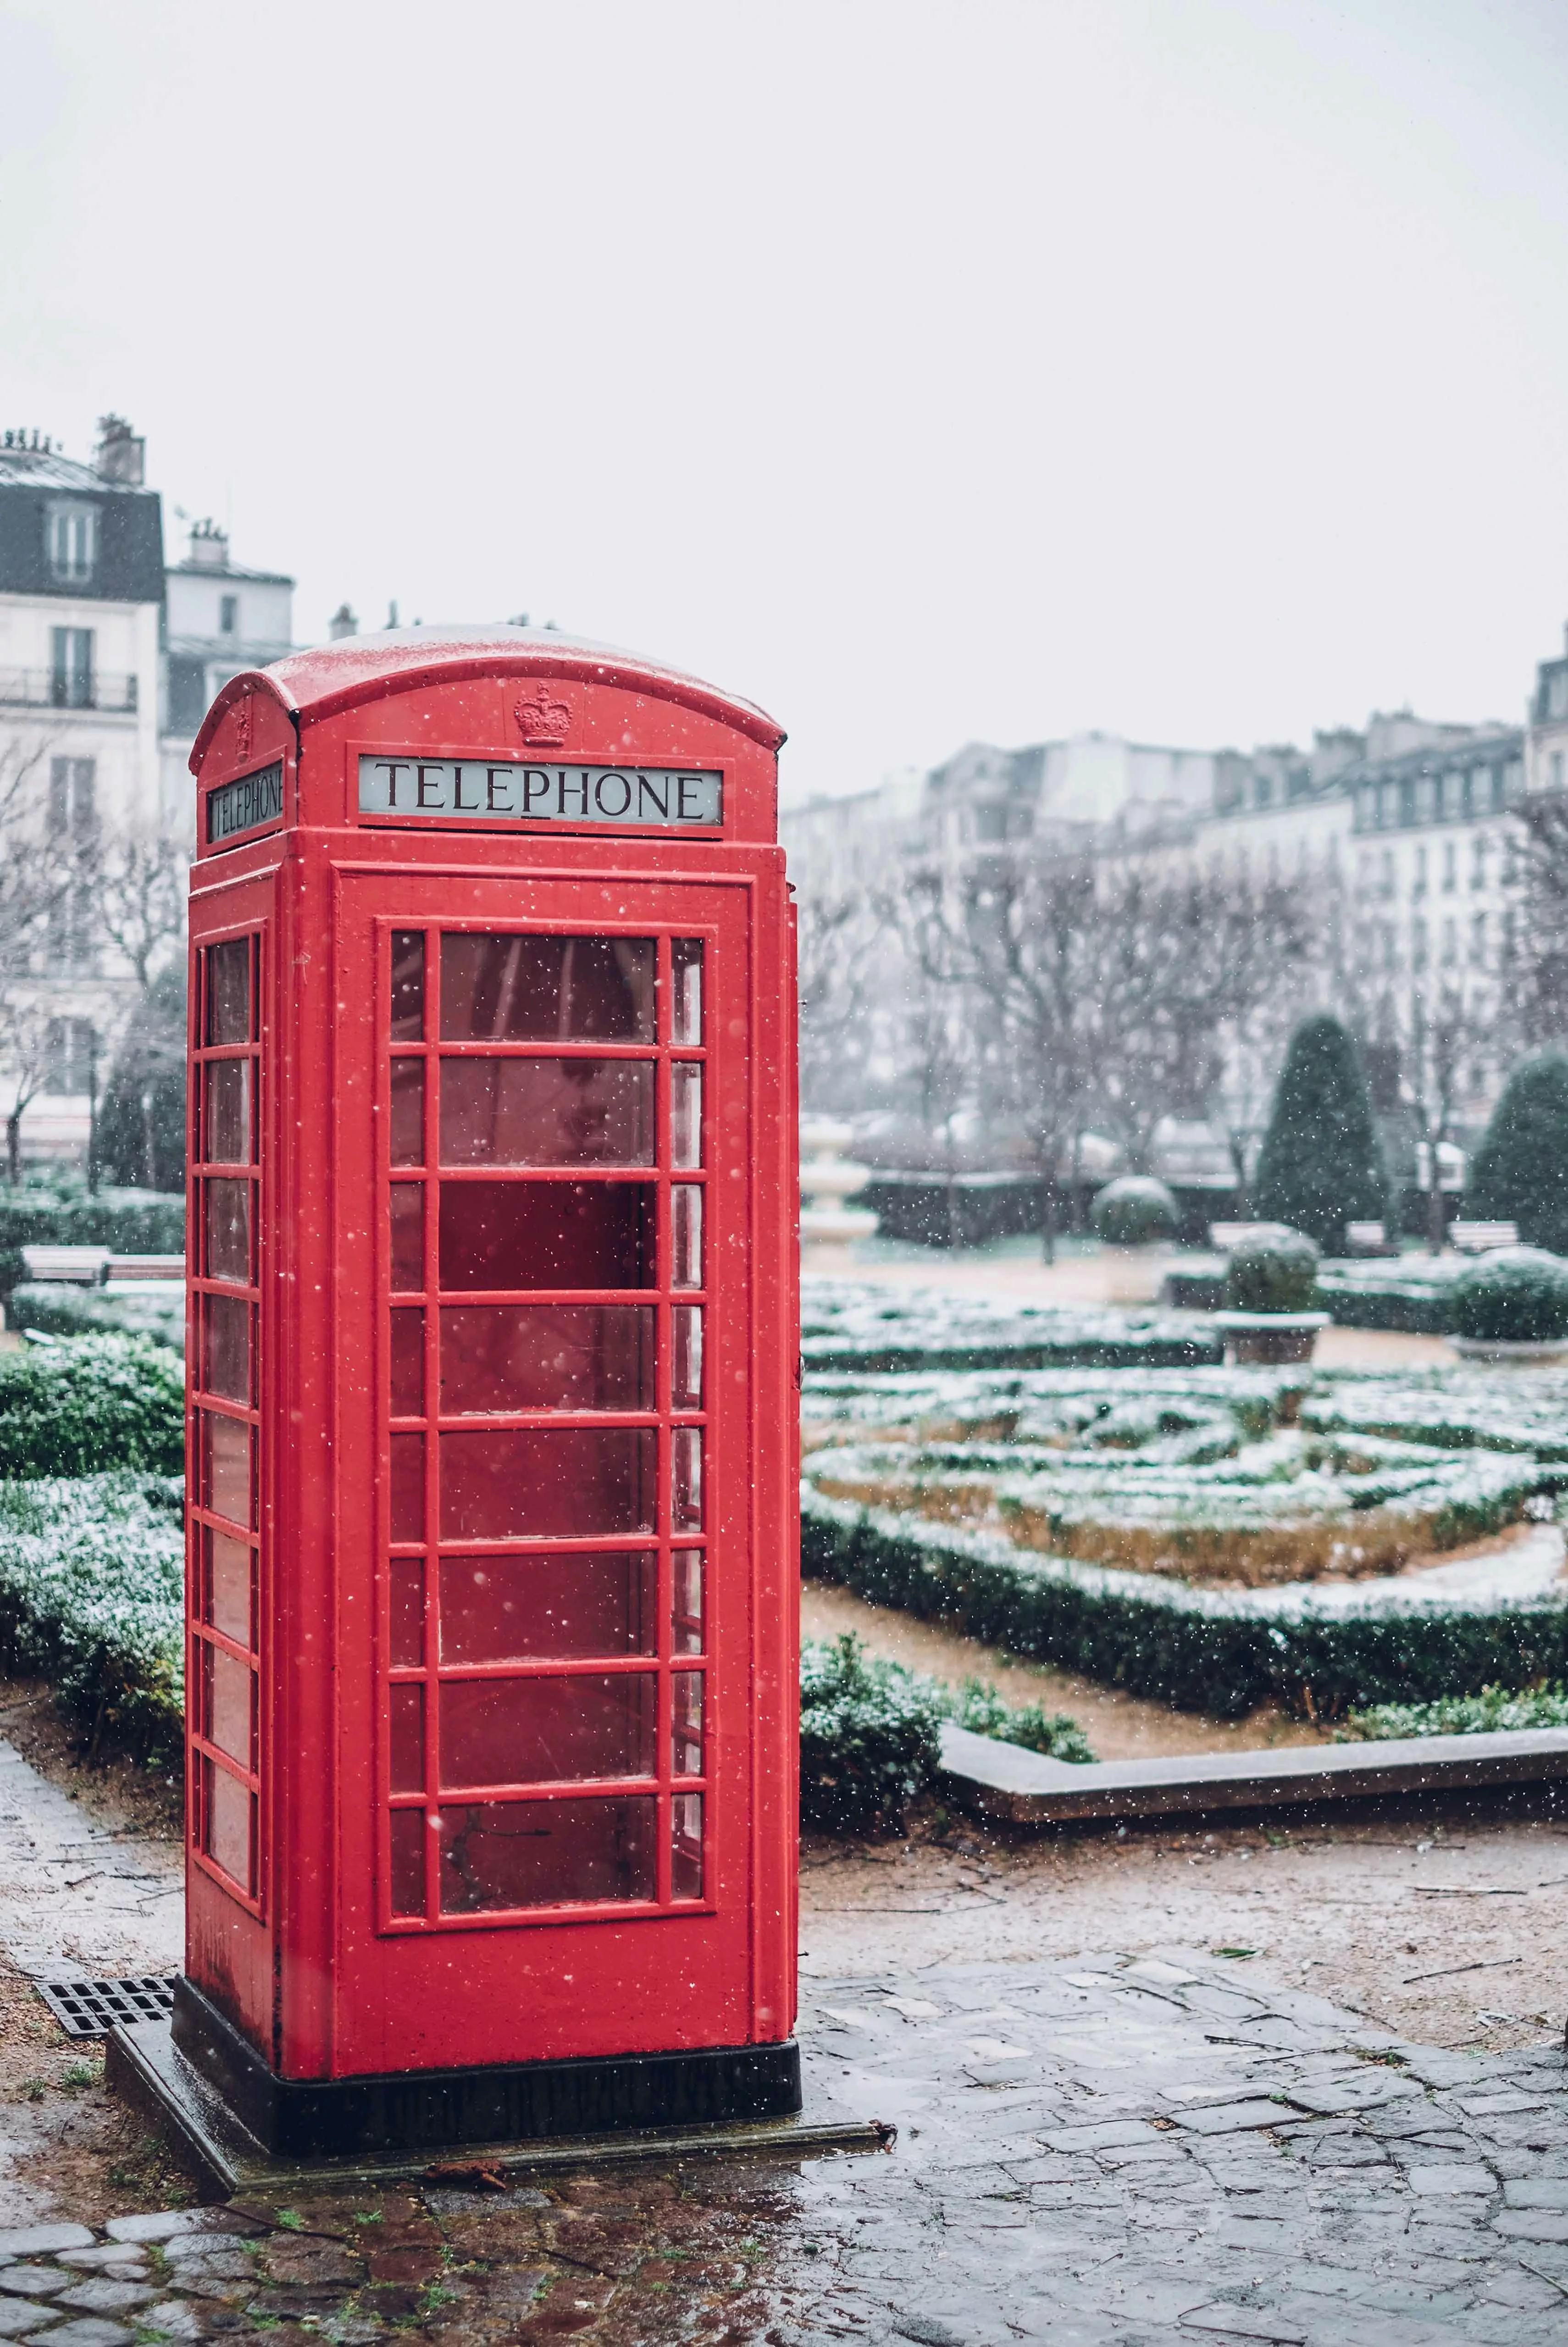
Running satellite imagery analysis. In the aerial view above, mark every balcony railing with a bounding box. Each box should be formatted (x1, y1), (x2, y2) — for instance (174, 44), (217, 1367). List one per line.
(0, 668), (139, 714)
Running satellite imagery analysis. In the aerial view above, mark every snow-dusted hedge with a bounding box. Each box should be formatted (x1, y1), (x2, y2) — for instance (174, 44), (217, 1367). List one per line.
(803, 1363), (1299, 1447)
(808, 1431), (1551, 1586)
(1300, 1367), (1568, 1460)
(8, 1283), (185, 1353)
(1336, 1683), (1568, 1741)
(801, 1279), (1221, 1371)
(1312, 1257), (1466, 1334)
(0, 1334), (183, 1478)
(0, 1473), (183, 1761)
(802, 1483), (1568, 1719)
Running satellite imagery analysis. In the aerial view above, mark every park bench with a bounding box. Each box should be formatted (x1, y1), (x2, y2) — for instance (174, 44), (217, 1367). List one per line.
(1449, 1220), (1518, 1254)
(1345, 1221), (1398, 1256)
(18, 1246), (110, 1285)
(105, 1255), (185, 1283)
(1207, 1222), (1270, 1250)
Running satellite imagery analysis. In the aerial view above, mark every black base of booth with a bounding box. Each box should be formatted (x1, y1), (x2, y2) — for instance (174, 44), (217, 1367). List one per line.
(167, 1977), (802, 2160)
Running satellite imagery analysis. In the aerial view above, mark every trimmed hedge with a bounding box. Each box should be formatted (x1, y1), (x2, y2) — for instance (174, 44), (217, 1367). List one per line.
(1336, 1683), (1568, 1741)
(0, 1335), (183, 1477)
(8, 1283), (185, 1352)
(1225, 1226), (1320, 1314)
(802, 1483), (1568, 1720)
(1452, 1248), (1568, 1343)
(0, 1188), (183, 1296)
(0, 1472), (184, 1763)
(802, 1280), (1221, 1372)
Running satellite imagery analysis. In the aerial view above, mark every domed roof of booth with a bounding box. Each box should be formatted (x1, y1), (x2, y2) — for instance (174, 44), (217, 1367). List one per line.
(190, 622), (785, 770)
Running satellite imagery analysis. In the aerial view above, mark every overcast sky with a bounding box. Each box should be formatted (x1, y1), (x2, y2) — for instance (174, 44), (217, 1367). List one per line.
(4, 0), (1567, 802)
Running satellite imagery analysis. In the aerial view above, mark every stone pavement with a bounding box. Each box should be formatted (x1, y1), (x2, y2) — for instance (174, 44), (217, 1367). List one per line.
(6, 1952), (1568, 2343)
(0, 1735), (181, 1982)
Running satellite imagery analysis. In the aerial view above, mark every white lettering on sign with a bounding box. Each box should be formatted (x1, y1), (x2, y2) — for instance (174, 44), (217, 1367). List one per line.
(208, 761), (284, 845)
(358, 757), (723, 828)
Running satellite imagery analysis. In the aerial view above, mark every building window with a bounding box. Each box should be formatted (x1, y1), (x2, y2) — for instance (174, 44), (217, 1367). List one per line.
(1380, 850), (1395, 899)
(46, 503), (97, 584)
(1442, 840), (1457, 891)
(1254, 775), (1274, 809)
(50, 628), (94, 710)
(46, 886), (96, 975)
(220, 594), (239, 637)
(1442, 918), (1457, 965)
(1412, 917), (1428, 970)
(46, 1019), (97, 1097)
(1471, 912), (1487, 965)
(1552, 750), (1566, 795)
(49, 758), (96, 837)
(1442, 772), (1464, 820)
(1472, 835), (1488, 889)
(1413, 845), (1427, 897)
(1490, 767), (1507, 813)
(1415, 776), (1436, 824)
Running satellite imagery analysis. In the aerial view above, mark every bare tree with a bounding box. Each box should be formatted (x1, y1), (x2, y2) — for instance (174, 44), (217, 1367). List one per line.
(959, 851), (1102, 1259)
(795, 881), (884, 1114)
(1503, 795), (1568, 1052)
(88, 826), (189, 993)
(1087, 862), (1311, 1179)
(0, 996), (59, 1186)
(879, 871), (976, 1244)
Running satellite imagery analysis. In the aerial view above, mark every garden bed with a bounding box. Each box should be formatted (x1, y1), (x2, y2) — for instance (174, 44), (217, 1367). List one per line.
(802, 1278), (1220, 1370)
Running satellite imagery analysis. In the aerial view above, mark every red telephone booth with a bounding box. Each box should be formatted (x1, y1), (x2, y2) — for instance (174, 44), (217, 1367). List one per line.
(171, 629), (798, 2158)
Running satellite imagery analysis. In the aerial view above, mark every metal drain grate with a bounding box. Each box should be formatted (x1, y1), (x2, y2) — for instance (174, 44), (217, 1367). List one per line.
(34, 1975), (178, 2038)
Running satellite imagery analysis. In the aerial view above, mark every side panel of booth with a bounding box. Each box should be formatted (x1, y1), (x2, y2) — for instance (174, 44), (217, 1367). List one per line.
(184, 858), (281, 2053)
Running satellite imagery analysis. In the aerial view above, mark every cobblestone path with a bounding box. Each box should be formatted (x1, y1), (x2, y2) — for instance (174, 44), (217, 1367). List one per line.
(5, 1952), (1568, 2343)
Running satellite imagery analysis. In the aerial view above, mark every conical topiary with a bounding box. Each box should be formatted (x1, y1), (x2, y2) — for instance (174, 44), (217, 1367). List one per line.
(1252, 1015), (1388, 1255)
(1466, 1052), (1568, 1256)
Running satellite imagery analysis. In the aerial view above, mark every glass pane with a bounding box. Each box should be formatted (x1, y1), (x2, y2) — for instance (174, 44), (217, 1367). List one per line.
(391, 931), (425, 1040)
(390, 1184), (425, 1290)
(207, 1527), (252, 1646)
(205, 1058), (250, 1164)
(391, 1683), (425, 1793)
(390, 1308), (425, 1417)
(204, 1640), (253, 1766)
(205, 938), (251, 1046)
(203, 1411), (252, 1528)
(389, 1808), (425, 1916)
(670, 1063), (702, 1169)
(672, 1426), (703, 1533)
(390, 1060), (425, 1164)
(442, 1672), (656, 1788)
(204, 1294), (250, 1405)
(205, 1760), (252, 1890)
(441, 1552), (655, 1661)
(672, 1672), (704, 1776)
(671, 941), (703, 1046)
(390, 1433), (424, 1542)
(439, 1181), (654, 1291)
(671, 1185), (702, 1289)
(438, 1796), (656, 1912)
(672, 1549), (704, 1655)
(672, 1306), (703, 1407)
(440, 1306), (654, 1413)
(440, 1059), (653, 1167)
(441, 935), (654, 1042)
(671, 1791), (704, 1900)
(440, 1428), (656, 1540)
(391, 1555), (425, 1666)
(205, 1179), (250, 1283)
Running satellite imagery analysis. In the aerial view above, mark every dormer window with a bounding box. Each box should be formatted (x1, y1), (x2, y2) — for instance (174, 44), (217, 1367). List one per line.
(220, 594), (238, 636)
(46, 502), (97, 584)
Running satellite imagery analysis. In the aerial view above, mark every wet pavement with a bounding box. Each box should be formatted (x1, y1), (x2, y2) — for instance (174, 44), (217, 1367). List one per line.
(5, 1951), (1568, 2342)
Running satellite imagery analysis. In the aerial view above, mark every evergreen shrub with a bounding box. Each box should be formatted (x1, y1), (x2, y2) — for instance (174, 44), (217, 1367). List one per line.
(0, 1335), (184, 1477)
(1467, 1052), (1568, 1255)
(0, 1473), (184, 1762)
(1092, 1177), (1179, 1246)
(7, 1284), (185, 1352)
(1451, 1247), (1568, 1344)
(1224, 1226), (1320, 1314)
(799, 1635), (945, 1835)
(1252, 1016), (1387, 1254)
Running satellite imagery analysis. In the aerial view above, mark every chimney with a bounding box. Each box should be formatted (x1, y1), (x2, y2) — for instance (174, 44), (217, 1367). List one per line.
(188, 519), (229, 570)
(94, 415), (144, 486)
(329, 603), (359, 641)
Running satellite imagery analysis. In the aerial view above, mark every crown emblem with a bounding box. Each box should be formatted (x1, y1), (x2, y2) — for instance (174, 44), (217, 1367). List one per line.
(515, 686), (572, 747)
(232, 693), (253, 761)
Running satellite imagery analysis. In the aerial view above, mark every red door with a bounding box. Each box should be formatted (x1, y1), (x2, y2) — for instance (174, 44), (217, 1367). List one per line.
(329, 869), (774, 2076)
